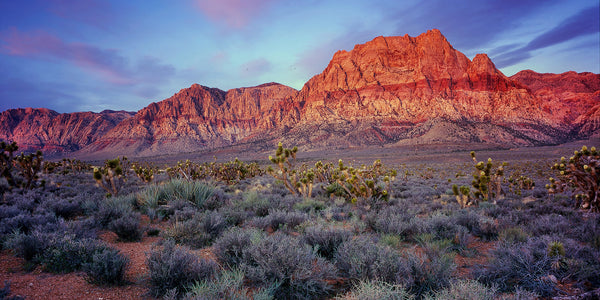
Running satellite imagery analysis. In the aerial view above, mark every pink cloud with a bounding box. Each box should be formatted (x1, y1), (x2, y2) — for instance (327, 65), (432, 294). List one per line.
(0, 28), (174, 90)
(194, 0), (274, 28)
(1, 28), (131, 84)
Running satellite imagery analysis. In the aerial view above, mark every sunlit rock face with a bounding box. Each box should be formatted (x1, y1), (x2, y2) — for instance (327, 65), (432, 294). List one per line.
(286, 29), (593, 148)
(510, 70), (600, 137)
(81, 83), (299, 157)
(2, 29), (598, 158)
(0, 108), (134, 154)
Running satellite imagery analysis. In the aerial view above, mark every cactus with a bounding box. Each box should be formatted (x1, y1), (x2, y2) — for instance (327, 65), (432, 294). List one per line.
(0, 141), (18, 188)
(452, 184), (471, 208)
(267, 142), (313, 197)
(14, 150), (44, 189)
(547, 146), (599, 211)
(328, 159), (395, 204)
(93, 157), (129, 197)
(470, 153), (506, 204)
(507, 174), (535, 196)
(166, 158), (263, 184)
(132, 161), (158, 183)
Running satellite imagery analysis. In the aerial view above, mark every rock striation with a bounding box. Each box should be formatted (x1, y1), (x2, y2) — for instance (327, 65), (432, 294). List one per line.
(1, 29), (598, 158)
(0, 108), (134, 155)
(79, 83), (298, 157)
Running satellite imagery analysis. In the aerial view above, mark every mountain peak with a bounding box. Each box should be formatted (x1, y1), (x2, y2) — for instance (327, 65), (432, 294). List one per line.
(2, 29), (597, 158)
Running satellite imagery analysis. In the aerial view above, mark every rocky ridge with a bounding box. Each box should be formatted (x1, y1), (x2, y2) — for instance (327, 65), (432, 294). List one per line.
(0, 108), (134, 155)
(1, 29), (598, 158)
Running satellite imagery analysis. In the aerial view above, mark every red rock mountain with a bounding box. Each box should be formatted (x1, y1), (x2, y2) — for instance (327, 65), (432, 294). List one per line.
(510, 70), (600, 137)
(0, 108), (134, 155)
(1, 29), (598, 158)
(286, 29), (561, 148)
(79, 83), (298, 157)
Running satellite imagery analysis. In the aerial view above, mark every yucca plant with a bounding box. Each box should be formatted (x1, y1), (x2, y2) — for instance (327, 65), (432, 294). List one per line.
(547, 146), (599, 212)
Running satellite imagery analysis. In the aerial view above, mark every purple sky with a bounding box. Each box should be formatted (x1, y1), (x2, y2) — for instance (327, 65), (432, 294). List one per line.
(0, 0), (598, 113)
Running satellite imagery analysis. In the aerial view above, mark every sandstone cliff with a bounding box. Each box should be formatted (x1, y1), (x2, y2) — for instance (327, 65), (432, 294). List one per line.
(1, 29), (598, 159)
(79, 83), (298, 157)
(0, 108), (134, 154)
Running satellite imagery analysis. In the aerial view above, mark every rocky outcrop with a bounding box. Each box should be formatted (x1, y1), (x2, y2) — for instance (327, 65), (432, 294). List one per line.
(80, 83), (298, 157)
(2, 29), (598, 158)
(511, 70), (600, 137)
(0, 108), (134, 154)
(289, 29), (561, 147)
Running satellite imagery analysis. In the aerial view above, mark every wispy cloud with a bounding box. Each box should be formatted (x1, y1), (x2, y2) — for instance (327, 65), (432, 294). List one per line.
(0, 28), (175, 87)
(193, 0), (275, 28)
(387, 0), (562, 50)
(493, 5), (600, 68)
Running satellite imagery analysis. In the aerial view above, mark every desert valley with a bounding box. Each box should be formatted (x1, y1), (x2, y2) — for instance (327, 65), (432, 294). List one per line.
(1, 28), (599, 300)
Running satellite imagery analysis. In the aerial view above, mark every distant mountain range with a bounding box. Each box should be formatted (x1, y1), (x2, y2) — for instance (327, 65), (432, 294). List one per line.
(1, 29), (598, 159)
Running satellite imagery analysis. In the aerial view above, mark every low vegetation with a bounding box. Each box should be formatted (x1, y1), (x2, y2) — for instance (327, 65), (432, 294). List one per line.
(1, 141), (599, 299)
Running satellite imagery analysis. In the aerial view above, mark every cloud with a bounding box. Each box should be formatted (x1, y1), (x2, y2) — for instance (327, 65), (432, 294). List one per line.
(240, 58), (272, 77)
(194, 0), (274, 28)
(0, 28), (176, 88)
(0, 28), (133, 84)
(492, 5), (600, 68)
(386, 0), (563, 50)
(523, 5), (599, 51)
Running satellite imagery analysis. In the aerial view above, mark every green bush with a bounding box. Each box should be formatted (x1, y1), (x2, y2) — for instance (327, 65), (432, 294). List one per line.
(137, 179), (215, 211)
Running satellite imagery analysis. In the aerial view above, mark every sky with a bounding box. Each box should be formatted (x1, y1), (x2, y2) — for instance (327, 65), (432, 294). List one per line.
(0, 0), (598, 113)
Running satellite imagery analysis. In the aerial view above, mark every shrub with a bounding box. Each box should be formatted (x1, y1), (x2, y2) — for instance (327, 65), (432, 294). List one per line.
(95, 195), (134, 227)
(474, 239), (558, 297)
(146, 241), (218, 298)
(162, 211), (228, 248)
(334, 235), (403, 283)
(498, 227), (529, 244)
(237, 191), (271, 217)
(472, 216), (498, 241)
(366, 207), (422, 240)
(164, 179), (215, 209)
(425, 279), (496, 300)
(40, 235), (108, 273)
(423, 212), (463, 241)
(241, 233), (336, 299)
(213, 227), (265, 267)
(0, 210), (55, 235)
(108, 212), (143, 242)
(83, 247), (129, 285)
(338, 280), (414, 300)
(137, 179), (216, 211)
(526, 214), (573, 238)
(251, 210), (308, 232)
(186, 268), (277, 300)
(41, 196), (83, 220)
(302, 224), (352, 260)
(399, 250), (456, 297)
(3, 230), (47, 261)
